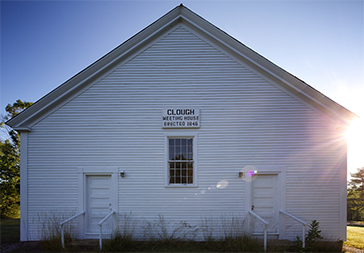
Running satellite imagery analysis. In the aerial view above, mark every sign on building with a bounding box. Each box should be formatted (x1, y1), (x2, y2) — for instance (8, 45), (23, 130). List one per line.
(162, 108), (200, 128)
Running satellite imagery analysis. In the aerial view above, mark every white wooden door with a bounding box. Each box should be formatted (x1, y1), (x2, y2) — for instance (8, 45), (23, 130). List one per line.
(85, 175), (113, 236)
(252, 174), (278, 233)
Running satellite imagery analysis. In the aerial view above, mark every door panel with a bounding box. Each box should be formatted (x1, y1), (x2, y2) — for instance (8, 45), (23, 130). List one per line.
(252, 174), (278, 233)
(86, 175), (113, 235)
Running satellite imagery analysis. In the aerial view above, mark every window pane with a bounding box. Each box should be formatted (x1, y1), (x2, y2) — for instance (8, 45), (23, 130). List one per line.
(182, 177), (187, 184)
(182, 145), (186, 159)
(176, 146), (180, 158)
(169, 139), (174, 146)
(182, 168), (187, 176)
(169, 147), (174, 160)
(169, 176), (175, 184)
(176, 175), (181, 184)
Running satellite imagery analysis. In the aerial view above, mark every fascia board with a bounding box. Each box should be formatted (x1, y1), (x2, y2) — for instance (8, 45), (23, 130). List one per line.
(180, 6), (358, 124)
(6, 6), (184, 129)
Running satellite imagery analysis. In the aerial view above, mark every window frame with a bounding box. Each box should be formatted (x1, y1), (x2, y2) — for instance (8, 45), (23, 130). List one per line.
(165, 133), (198, 187)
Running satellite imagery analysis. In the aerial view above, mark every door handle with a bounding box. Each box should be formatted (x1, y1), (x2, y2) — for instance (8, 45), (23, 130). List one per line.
(251, 205), (254, 211)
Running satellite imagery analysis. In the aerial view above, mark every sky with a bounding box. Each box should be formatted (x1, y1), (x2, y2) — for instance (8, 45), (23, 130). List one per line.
(1, 0), (363, 177)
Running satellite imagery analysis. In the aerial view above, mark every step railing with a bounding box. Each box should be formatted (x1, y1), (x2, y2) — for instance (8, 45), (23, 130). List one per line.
(60, 211), (85, 249)
(98, 210), (115, 250)
(279, 210), (307, 248)
(249, 210), (269, 252)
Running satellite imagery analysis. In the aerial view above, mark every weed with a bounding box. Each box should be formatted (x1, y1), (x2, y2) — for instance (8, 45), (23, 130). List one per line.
(116, 212), (140, 239)
(201, 214), (245, 241)
(219, 215), (245, 239)
(306, 219), (323, 243)
(34, 209), (78, 252)
(102, 231), (137, 252)
(295, 220), (342, 252)
(200, 216), (215, 241)
(142, 214), (198, 241)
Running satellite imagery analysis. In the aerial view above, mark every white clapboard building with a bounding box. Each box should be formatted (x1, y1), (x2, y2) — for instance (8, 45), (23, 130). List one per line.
(7, 5), (356, 242)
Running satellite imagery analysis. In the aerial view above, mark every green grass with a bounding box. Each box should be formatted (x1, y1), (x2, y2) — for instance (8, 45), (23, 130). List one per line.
(344, 226), (364, 249)
(0, 218), (20, 247)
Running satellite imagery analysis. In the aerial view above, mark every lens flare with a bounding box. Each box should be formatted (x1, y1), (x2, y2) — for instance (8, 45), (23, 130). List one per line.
(247, 170), (258, 177)
(347, 118), (364, 177)
(216, 180), (228, 189)
(242, 165), (258, 182)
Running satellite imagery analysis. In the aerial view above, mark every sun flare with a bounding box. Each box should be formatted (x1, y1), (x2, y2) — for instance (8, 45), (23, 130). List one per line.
(347, 117), (364, 177)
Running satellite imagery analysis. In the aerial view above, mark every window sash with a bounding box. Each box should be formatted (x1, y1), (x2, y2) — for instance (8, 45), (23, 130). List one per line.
(168, 137), (194, 185)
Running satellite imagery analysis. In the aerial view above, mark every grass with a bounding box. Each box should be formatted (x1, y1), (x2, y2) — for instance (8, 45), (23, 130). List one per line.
(0, 217), (20, 247)
(344, 226), (364, 250)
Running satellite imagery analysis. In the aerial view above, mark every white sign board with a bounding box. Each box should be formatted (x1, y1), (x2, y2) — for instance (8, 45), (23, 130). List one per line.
(162, 108), (200, 128)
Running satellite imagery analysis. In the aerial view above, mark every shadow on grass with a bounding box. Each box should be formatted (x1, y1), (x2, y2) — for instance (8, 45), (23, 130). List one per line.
(0, 218), (20, 247)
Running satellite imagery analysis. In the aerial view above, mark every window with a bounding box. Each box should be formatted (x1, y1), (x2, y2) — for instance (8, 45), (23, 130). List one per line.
(168, 137), (194, 184)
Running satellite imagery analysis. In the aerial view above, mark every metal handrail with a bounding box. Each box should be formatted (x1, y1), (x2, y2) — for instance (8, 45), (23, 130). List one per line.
(60, 211), (85, 249)
(279, 210), (307, 248)
(249, 210), (269, 252)
(98, 210), (115, 250)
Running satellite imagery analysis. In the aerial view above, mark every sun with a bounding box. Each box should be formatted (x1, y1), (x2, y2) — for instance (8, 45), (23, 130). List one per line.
(347, 117), (364, 139)
(347, 117), (364, 177)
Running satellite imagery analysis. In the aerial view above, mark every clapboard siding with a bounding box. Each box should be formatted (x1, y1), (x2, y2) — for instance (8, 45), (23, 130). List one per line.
(25, 25), (345, 240)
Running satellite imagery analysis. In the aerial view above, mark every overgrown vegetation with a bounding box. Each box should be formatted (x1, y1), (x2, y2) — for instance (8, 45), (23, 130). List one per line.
(1, 213), (348, 252)
(142, 214), (198, 241)
(102, 215), (342, 252)
(103, 235), (267, 252)
(34, 210), (79, 252)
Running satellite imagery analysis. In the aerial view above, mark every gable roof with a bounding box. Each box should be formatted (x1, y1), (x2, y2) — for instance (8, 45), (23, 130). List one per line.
(6, 4), (358, 130)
